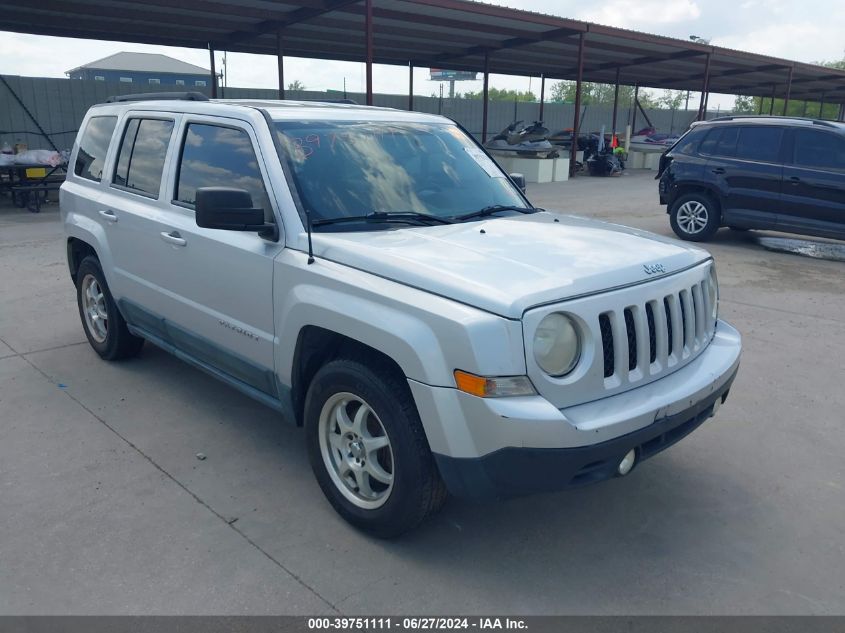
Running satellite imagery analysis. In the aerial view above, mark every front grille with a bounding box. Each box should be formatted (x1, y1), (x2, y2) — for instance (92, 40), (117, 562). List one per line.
(598, 278), (714, 384)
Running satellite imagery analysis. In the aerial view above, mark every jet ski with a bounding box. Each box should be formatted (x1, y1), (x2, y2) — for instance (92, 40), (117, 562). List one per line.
(548, 128), (592, 151)
(629, 129), (680, 154)
(485, 120), (558, 158)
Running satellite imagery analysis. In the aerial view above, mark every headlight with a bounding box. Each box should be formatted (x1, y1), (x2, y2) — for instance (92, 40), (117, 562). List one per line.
(708, 265), (719, 323)
(533, 313), (580, 376)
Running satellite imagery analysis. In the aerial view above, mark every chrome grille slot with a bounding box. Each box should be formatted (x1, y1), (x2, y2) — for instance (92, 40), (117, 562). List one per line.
(623, 308), (637, 371)
(599, 313), (614, 378)
(679, 288), (695, 352)
(692, 282), (705, 344)
(645, 303), (657, 364)
(663, 296), (674, 357)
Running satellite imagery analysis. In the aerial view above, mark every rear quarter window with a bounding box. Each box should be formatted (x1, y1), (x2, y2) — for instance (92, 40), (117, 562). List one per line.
(74, 115), (117, 182)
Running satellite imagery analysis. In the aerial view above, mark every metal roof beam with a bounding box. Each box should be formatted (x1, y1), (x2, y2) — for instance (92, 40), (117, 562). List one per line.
(224, 0), (361, 45)
(431, 26), (582, 63)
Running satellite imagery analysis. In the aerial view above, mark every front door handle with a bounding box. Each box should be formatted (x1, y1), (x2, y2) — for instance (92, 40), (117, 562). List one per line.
(160, 231), (187, 247)
(711, 167), (726, 175)
(788, 176), (801, 185)
(99, 209), (118, 223)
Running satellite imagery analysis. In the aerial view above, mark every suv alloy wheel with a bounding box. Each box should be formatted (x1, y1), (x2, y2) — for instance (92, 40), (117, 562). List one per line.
(670, 193), (721, 241)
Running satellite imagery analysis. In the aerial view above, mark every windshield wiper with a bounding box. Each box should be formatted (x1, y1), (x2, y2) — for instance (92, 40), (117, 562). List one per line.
(312, 211), (454, 228)
(451, 204), (537, 223)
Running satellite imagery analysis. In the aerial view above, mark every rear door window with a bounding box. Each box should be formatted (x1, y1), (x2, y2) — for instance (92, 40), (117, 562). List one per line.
(735, 127), (784, 163)
(74, 115), (117, 182)
(174, 123), (269, 212)
(112, 118), (174, 198)
(793, 130), (845, 171)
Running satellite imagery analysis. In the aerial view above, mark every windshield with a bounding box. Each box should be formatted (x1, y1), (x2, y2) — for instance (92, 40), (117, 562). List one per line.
(273, 120), (529, 229)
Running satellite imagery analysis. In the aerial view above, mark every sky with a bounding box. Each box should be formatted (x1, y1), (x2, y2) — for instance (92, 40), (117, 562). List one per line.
(1, 0), (843, 110)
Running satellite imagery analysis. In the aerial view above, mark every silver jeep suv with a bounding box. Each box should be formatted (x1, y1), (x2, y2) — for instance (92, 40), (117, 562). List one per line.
(61, 95), (741, 537)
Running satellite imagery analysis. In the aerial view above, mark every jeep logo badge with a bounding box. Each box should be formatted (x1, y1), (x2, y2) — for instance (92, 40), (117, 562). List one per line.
(643, 263), (666, 275)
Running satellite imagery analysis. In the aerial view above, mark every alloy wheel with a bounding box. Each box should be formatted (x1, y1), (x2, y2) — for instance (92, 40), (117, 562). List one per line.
(318, 392), (394, 510)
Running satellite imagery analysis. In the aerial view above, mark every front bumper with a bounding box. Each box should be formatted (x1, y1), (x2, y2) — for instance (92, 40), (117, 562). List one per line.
(409, 320), (741, 501)
(435, 367), (735, 500)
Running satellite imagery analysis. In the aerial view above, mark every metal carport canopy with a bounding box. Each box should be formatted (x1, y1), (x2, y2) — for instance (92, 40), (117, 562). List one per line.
(2, 0), (845, 102)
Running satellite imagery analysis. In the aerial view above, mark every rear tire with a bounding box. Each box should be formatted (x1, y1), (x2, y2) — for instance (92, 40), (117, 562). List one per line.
(670, 193), (720, 242)
(76, 256), (144, 360)
(304, 357), (446, 538)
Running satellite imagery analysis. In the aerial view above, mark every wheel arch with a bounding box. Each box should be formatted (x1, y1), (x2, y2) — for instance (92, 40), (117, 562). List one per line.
(290, 326), (408, 427)
(66, 237), (99, 284)
(668, 183), (723, 219)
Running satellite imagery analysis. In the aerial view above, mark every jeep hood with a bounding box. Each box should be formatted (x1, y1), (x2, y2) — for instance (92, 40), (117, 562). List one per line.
(312, 213), (709, 318)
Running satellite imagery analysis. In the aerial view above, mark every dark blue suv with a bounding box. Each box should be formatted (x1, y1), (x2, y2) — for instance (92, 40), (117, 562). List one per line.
(658, 116), (845, 242)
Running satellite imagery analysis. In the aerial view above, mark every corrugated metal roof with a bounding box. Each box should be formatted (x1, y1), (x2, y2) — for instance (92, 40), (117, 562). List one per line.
(66, 52), (210, 75)
(4, 0), (844, 103)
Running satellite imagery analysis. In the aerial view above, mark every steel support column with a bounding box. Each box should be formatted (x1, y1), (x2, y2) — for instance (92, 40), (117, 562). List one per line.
(365, 0), (373, 106)
(839, 103), (845, 122)
(611, 67), (620, 138)
(276, 30), (285, 100)
(570, 32), (585, 177)
(408, 62), (414, 111)
(769, 84), (776, 115)
(783, 66), (794, 114)
(757, 96), (764, 114)
(801, 100), (808, 117)
(538, 74), (545, 121)
(697, 53), (710, 120)
(481, 51), (490, 143)
(818, 94), (825, 119)
(208, 44), (217, 98)
(631, 84), (639, 133)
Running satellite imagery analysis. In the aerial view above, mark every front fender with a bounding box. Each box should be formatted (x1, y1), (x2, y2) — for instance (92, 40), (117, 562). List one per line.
(273, 251), (526, 388)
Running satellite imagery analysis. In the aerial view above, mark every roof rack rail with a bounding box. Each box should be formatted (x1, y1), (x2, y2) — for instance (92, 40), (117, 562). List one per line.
(305, 98), (358, 105)
(106, 91), (209, 103)
(706, 114), (838, 128)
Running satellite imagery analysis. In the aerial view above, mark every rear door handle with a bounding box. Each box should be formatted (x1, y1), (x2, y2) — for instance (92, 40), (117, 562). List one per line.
(160, 231), (187, 247)
(711, 167), (726, 175)
(788, 176), (801, 185)
(99, 209), (118, 223)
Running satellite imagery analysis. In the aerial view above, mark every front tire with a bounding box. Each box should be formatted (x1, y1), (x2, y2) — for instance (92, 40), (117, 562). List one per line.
(304, 357), (446, 538)
(76, 256), (144, 360)
(670, 193), (720, 242)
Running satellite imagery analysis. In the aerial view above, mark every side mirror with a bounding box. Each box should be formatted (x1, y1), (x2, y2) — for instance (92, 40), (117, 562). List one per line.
(195, 187), (267, 232)
(509, 172), (527, 194)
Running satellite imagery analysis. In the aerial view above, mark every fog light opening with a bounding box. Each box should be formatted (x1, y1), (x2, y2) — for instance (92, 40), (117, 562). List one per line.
(618, 449), (636, 476)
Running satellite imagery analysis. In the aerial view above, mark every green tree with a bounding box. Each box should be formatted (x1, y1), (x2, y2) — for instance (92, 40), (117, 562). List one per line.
(459, 87), (536, 101)
(287, 80), (306, 91)
(732, 54), (844, 118)
(733, 95), (756, 114)
(657, 90), (686, 110)
(547, 81), (661, 108)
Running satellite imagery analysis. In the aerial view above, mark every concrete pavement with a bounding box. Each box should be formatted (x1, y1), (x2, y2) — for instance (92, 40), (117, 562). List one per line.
(1, 172), (844, 614)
